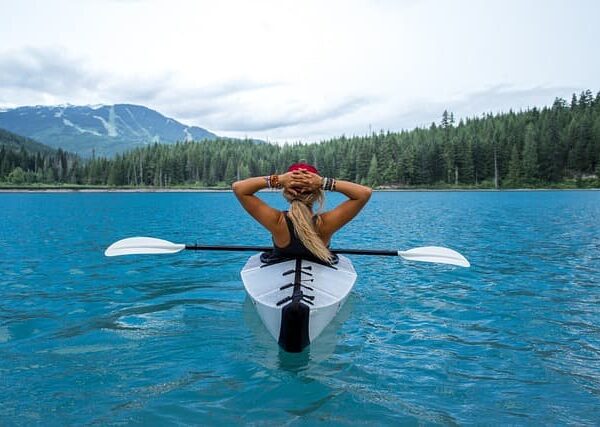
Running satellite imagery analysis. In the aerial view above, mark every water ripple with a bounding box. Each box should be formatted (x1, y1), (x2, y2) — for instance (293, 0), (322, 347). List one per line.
(1, 191), (600, 425)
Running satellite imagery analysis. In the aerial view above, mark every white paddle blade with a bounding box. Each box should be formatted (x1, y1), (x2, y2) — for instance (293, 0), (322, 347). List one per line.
(398, 246), (470, 267)
(105, 237), (185, 257)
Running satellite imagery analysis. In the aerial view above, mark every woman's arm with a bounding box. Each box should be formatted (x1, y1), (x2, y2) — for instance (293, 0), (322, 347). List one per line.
(289, 171), (372, 236)
(319, 179), (372, 235)
(232, 173), (294, 232)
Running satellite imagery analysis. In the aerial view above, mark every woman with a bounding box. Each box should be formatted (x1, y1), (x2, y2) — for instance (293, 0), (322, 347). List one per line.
(232, 163), (372, 263)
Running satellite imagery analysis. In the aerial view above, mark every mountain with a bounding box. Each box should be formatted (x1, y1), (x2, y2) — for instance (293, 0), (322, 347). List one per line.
(0, 127), (56, 154)
(0, 104), (217, 157)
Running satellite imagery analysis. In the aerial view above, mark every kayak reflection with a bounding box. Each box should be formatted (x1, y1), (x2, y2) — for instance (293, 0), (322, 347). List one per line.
(243, 293), (355, 370)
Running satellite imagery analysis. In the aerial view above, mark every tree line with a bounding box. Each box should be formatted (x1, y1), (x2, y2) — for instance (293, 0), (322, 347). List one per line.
(1, 90), (599, 188)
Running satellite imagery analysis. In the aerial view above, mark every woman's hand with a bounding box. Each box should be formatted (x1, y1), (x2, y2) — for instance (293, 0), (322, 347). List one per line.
(286, 170), (322, 194)
(280, 171), (301, 195)
(278, 171), (295, 190)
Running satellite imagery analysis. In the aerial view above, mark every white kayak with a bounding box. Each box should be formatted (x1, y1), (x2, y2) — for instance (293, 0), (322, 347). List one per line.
(240, 253), (357, 352)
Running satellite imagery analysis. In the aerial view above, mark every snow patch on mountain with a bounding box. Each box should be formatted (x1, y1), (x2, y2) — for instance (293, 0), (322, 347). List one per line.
(183, 127), (193, 142)
(122, 106), (151, 138)
(63, 118), (101, 136)
(107, 106), (118, 137)
(94, 115), (118, 137)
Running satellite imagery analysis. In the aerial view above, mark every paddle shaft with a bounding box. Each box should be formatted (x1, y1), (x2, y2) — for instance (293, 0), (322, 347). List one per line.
(184, 245), (398, 256)
(105, 237), (468, 266)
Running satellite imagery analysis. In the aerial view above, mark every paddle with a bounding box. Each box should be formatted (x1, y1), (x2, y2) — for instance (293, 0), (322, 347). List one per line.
(105, 237), (470, 267)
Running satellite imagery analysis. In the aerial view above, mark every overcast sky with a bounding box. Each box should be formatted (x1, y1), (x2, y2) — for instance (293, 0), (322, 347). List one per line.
(1, 0), (598, 142)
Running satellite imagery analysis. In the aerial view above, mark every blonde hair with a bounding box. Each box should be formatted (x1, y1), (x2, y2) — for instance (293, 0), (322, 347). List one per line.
(282, 188), (333, 263)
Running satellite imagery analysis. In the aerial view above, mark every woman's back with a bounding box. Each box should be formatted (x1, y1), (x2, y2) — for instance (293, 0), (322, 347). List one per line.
(232, 163), (372, 263)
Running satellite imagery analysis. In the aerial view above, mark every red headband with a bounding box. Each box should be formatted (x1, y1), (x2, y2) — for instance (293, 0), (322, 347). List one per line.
(287, 162), (319, 174)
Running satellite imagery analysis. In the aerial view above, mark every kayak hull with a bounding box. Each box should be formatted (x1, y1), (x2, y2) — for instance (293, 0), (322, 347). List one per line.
(240, 253), (357, 352)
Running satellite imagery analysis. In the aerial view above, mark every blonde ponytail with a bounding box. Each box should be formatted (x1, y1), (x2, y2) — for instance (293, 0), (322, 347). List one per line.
(283, 189), (333, 263)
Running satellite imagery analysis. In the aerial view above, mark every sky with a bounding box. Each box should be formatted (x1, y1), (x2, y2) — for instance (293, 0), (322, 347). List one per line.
(0, 0), (599, 142)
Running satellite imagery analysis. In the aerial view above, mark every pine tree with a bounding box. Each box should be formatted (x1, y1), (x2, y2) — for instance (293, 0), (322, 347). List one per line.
(367, 154), (379, 187)
(508, 145), (521, 185)
(461, 136), (475, 184)
(522, 123), (539, 182)
(224, 158), (236, 184)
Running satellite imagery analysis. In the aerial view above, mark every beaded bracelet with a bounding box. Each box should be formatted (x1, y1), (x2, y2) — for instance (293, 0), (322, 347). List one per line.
(321, 177), (336, 191)
(265, 174), (281, 189)
(270, 174), (280, 189)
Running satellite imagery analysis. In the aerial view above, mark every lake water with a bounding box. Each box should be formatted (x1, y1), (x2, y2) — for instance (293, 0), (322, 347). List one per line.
(1, 191), (599, 425)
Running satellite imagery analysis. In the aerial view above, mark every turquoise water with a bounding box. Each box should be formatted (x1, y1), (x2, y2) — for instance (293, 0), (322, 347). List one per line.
(1, 191), (599, 425)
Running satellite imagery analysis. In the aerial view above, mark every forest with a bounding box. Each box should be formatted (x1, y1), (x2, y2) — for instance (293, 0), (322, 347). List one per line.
(1, 90), (599, 188)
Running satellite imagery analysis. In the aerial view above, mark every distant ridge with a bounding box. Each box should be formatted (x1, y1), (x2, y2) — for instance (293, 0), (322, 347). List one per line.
(0, 127), (56, 154)
(0, 104), (218, 157)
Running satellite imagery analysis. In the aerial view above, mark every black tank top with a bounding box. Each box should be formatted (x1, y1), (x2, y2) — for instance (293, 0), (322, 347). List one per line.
(261, 211), (338, 265)
(271, 211), (317, 259)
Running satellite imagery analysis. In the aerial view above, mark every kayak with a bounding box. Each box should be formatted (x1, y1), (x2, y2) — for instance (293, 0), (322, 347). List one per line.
(105, 238), (468, 351)
(240, 253), (357, 352)
(105, 238), (468, 352)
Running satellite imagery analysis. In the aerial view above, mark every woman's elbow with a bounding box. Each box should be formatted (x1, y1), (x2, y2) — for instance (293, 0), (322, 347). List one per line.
(231, 180), (241, 194)
(362, 186), (373, 201)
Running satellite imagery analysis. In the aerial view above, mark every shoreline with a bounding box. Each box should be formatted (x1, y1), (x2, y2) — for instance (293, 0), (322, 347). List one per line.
(1, 187), (599, 193)
(0, 188), (231, 193)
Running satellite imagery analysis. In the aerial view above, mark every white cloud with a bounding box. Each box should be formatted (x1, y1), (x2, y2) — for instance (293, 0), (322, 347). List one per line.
(0, 0), (598, 142)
